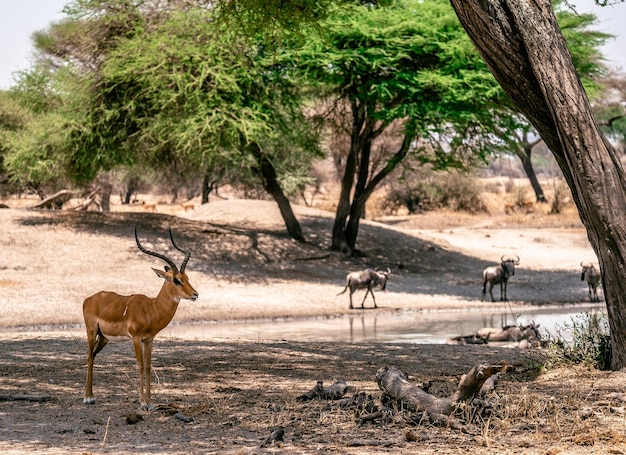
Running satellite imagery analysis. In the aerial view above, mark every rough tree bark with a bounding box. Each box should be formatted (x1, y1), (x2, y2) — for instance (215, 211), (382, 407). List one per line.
(331, 102), (414, 254)
(518, 139), (547, 203)
(450, 0), (624, 369)
(247, 141), (305, 243)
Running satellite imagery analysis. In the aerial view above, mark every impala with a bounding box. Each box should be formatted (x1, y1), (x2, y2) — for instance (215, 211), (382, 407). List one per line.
(82, 226), (199, 409)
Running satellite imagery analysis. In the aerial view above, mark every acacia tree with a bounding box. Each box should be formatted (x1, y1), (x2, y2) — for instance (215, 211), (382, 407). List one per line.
(0, 64), (72, 199)
(450, 0), (626, 370)
(26, 1), (321, 240)
(94, 11), (318, 240)
(290, 0), (502, 254)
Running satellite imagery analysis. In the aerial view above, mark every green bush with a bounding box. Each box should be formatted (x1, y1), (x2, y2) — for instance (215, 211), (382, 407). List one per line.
(549, 311), (612, 370)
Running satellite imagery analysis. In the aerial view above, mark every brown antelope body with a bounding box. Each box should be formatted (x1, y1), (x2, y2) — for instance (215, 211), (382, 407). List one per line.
(83, 227), (198, 409)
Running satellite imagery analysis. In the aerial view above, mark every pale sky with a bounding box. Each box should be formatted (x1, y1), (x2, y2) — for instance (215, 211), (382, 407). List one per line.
(0, 0), (625, 90)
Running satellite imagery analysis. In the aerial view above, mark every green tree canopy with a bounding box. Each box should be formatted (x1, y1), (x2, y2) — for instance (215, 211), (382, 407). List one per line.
(283, 0), (504, 252)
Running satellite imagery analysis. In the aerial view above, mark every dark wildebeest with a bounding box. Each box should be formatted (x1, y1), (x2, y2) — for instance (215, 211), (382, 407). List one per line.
(581, 262), (601, 302)
(338, 268), (391, 309)
(481, 255), (520, 302)
(446, 333), (490, 345)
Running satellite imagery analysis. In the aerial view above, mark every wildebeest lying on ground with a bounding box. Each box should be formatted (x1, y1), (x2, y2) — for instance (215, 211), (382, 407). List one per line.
(446, 333), (490, 345)
(481, 255), (520, 302)
(477, 323), (541, 343)
(338, 268), (391, 309)
(580, 262), (601, 302)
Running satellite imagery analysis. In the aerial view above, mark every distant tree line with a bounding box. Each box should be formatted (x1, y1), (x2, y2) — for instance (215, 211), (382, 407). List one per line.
(0, 0), (622, 251)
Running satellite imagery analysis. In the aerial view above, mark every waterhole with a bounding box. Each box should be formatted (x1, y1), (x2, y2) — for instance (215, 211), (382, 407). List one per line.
(164, 304), (605, 344)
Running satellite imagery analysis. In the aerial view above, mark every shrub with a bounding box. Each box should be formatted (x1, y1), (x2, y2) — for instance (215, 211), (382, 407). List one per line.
(384, 170), (486, 214)
(550, 179), (571, 214)
(549, 311), (612, 370)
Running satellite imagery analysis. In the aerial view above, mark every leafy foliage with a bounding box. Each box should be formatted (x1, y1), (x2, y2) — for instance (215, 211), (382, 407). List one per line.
(22, 2), (323, 200)
(281, 0), (504, 250)
(549, 312), (612, 370)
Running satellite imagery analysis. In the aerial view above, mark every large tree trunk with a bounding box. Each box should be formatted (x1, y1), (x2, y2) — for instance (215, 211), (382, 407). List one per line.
(344, 139), (372, 252)
(450, 0), (625, 369)
(248, 142), (305, 243)
(519, 143), (547, 203)
(331, 100), (365, 253)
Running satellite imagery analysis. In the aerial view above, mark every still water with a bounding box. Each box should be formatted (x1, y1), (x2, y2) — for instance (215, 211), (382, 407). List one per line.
(164, 304), (606, 344)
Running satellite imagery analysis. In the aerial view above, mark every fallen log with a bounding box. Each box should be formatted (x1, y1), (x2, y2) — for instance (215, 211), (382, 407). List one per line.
(29, 190), (73, 210)
(376, 362), (511, 428)
(74, 186), (101, 211)
(297, 380), (354, 401)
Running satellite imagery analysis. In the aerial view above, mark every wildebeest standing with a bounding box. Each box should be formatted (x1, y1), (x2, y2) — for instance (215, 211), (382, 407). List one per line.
(338, 268), (391, 309)
(481, 255), (520, 302)
(581, 262), (601, 302)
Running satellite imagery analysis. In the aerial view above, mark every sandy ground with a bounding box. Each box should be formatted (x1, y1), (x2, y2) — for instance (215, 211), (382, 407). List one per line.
(0, 200), (599, 330)
(1, 200), (623, 455)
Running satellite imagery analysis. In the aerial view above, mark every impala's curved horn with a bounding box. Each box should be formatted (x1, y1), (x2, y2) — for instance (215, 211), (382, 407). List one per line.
(135, 225), (179, 273)
(169, 228), (191, 273)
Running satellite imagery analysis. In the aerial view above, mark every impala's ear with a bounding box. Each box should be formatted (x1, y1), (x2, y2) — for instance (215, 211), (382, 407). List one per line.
(152, 268), (170, 280)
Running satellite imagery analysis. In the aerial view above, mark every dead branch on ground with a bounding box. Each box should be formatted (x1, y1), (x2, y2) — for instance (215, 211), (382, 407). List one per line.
(376, 363), (511, 429)
(29, 190), (73, 210)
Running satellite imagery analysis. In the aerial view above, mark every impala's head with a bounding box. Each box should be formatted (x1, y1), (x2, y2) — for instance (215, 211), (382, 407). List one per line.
(135, 226), (199, 301)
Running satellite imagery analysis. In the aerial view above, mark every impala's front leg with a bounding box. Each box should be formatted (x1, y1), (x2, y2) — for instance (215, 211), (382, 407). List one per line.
(143, 338), (154, 410)
(132, 336), (148, 409)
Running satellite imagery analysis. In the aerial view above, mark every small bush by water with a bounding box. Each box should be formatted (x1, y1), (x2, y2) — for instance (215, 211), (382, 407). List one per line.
(549, 311), (612, 370)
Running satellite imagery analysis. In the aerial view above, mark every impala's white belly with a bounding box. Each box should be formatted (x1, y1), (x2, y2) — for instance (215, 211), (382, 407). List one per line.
(105, 335), (132, 342)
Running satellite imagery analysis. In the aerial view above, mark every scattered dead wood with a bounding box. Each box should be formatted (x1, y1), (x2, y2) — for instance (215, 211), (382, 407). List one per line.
(298, 362), (511, 430)
(297, 380), (354, 401)
(260, 426), (284, 448)
(74, 186), (101, 211)
(29, 190), (73, 210)
(345, 439), (394, 447)
(376, 363), (511, 429)
(173, 412), (194, 423)
(0, 394), (52, 402)
(124, 412), (144, 425)
(294, 253), (333, 261)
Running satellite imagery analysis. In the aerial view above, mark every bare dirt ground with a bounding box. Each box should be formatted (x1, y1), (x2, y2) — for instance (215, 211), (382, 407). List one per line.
(1, 194), (624, 455)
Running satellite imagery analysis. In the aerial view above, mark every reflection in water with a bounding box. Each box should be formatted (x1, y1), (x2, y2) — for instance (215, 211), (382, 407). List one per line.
(165, 305), (604, 344)
(349, 314), (378, 342)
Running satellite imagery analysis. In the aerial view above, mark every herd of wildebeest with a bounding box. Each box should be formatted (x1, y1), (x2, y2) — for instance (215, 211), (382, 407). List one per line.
(337, 255), (602, 310)
(80, 228), (603, 410)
